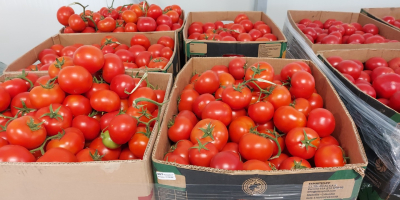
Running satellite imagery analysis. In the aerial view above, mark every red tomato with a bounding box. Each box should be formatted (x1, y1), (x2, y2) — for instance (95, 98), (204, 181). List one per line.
(68, 14), (86, 32)
(363, 24), (379, 35)
(0, 86), (10, 112)
(210, 151), (243, 170)
(389, 91), (400, 112)
(37, 147), (78, 162)
(89, 137), (121, 160)
(229, 116), (255, 143)
(280, 62), (304, 81)
(61, 46), (78, 57)
(76, 148), (103, 161)
(269, 153), (289, 169)
(365, 57), (389, 71)
(192, 94), (216, 118)
(308, 93), (324, 110)
(201, 101), (232, 126)
(35, 104), (72, 136)
(239, 133), (274, 161)
(110, 74), (136, 99)
(248, 101), (274, 124)
(58, 65), (93, 95)
(194, 70), (219, 94)
(29, 83), (65, 109)
(0, 145), (35, 162)
(7, 116), (46, 150)
(102, 54), (125, 83)
(188, 140), (218, 167)
(314, 145), (346, 167)
(57, 6), (75, 26)
(388, 57), (400, 70)
(137, 17), (157, 32)
(292, 98), (311, 116)
(279, 157), (311, 170)
(306, 108), (336, 137)
(2, 78), (30, 99)
(90, 90), (121, 112)
(228, 57), (246, 80)
(72, 114), (101, 141)
(372, 73), (400, 99)
(128, 127), (151, 159)
(245, 62), (274, 90)
(222, 85), (252, 110)
(135, 51), (152, 68)
(73, 45), (104, 74)
(357, 83), (377, 98)
(157, 36), (174, 50)
(336, 60), (362, 80)
(128, 87), (158, 113)
(264, 85), (291, 110)
(97, 17), (117, 32)
(285, 127), (320, 159)
(46, 127), (85, 154)
(190, 119), (228, 151)
(319, 136), (339, 148)
(243, 159), (271, 171)
(109, 114), (137, 144)
(148, 57), (169, 69)
(289, 71), (315, 99)
(273, 106), (307, 133)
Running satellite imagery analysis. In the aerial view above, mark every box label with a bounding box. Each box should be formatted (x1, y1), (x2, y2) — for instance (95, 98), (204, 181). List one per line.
(157, 172), (176, 180)
(189, 43), (207, 54)
(300, 179), (355, 200)
(258, 43), (282, 58)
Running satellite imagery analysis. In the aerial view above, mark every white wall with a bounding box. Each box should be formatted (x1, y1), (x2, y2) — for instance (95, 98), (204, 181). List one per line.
(0, 0), (255, 65)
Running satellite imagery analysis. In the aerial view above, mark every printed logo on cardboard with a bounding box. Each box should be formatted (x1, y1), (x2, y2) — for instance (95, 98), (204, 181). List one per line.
(375, 158), (387, 173)
(242, 178), (267, 195)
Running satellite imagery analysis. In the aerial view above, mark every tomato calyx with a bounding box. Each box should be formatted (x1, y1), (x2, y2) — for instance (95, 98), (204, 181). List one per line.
(300, 129), (318, 151)
(26, 117), (44, 132)
(93, 76), (106, 84)
(39, 104), (63, 121)
(199, 122), (215, 141)
(190, 138), (210, 152)
(292, 159), (308, 170)
(30, 130), (65, 155)
(289, 99), (297, 108)
(100, 39), (121, 49)
(89, 149), (105, 161)
(339, 146), (349, 164)
(88, 110), (99, 117)
(85, 16), (98, 31)
(6, 70), (34, 89)
(167, 115), (176, 128)
(250, 63), (266, 76)
(54, 57), (66, 69)
(268, 162), (277, 170)
(39, 76), (58, 89)
(101, 129), (121, 149)
(249, 127), (282, 159)
(13, 101), (36, 117)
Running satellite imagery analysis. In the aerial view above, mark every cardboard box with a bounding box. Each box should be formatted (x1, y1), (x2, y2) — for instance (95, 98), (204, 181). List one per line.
(317, 49), (400, 123)
(287, 10), (400, 53)
(0, 70), (173, 200)
(183, 11), (287, 61)
(4, 32), (180, 76)
(361, 7), (400, 31)
(151, 57), (367, 200)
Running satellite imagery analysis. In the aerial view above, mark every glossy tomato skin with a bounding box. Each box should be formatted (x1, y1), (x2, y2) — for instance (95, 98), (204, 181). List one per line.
(243, 159), (271, 171)
(228, 58), (246, 80)
(314, 145), (346, 167)
(248, 101), (274, 124)
(222, 85), (252, 110)
(290, 71), (315, 99)
(190, 119), (228, 151)
(269, 153), (289, 169)
(229, 116), (255, 143)
(2, 78), (29, 99)
(7, 116), (47, 150)
(279, 157), (311, 170)
(188, 141), (218, 167)
(73, 46), (105, 74)
(372, 73), (400, 99)
(0, 145), (36, 162)
(90, 90), (121, 113)
(307, 108), (336, 137)
(62, 95), (92, 116)
(319, 136), (339, 148)
(265, 85), (291, 110)
(0, 86), (10, 112)
(201, 101), (232, 126)
(137, 17), (157, 32)
(109, 114), (137, 144)
(168, 115), (194, 142)
(58, 65), (93, 95)
(35, 104), (72, 136)
(72, 115), (101, 141)
(102, 54), (125, 83)
(128, 128), (149, 159)
(365, 57), (388, 71)
(286, 127), (320, 159)
(210, 151), (243, 170)
(273, 106), (307, 133)
(110, 74), (136, 99)
(57, 6), (75, 26)
(89, 137), (121, 160)
(194, 70), (219, 94)
(46, 127), (85, 154)
(245, 62), (274, 90)
(128, 87), (158, 113)
(239, 133), (274, 161)
(37, 147), (78, 162)
(308, 93), (324, 110)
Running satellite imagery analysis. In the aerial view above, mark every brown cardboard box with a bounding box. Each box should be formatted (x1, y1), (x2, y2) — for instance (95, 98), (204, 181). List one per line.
(183, 11), (287, 61)
(0, 70), (173, 200)
(287, 10), (400, 53)
(151, 57), (367, 200)
(361, 7), (400, 31)
(4, 32), (179, 75)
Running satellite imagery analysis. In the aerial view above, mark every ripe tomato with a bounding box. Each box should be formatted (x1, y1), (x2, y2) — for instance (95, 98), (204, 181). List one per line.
(2, 78), (30, 99)
(148, 57), (169, 69)
(192, 94), (215, 118)
(0, 145), (36, 162)
(110, 74), (136, 99)
(371, 67), (394, 82)
(35, 104), (72, 136)
(156, 14), (173, 28)
(62, 95), (92, 116)
(137, 16), (157, 32)
(201, 101), (232, 126)
(168, 115), (194, 142)
(245, 62), (274, 90)
(90, 90), (121, 112)
(292, 98), (311, 116)
(7, 116), (46, 150)
(273, 106), (307, 133)
(228, 58), (246, 80)
(188, 140), (218, 167)
(229, 116), (255, 143)
(222, 85), (252, 110)
(286, 127), (320, 159)
(307, 108), (336, 137)
(72, 115), (101, 141)
(73, 45), (104, 74)
(264, 85), (291, 110)
(190, 119), (228, 151)
(372, 73), (400, 99)
(389, 91), (400, 112)
(128, 127), (151, 159)
(365, 57), (389, 71)
(319, 136), (339, 148)
(76, 148), (103, 161)
(210, 151), (243, 170)
(221, 142), (240, 156)
(29, 83), (65, 109)
(98, 17), (117, 32)
(290, 71), (315, 99)
(61, 46), (78, 57)
(68, 14), (86, 32)
(37, 147), (78, 162)
(0, 86), (10, 112)
(46, 127), (85, 154)
(115, 49), (135, 62)
(102, 54), (125, 83)
(135, 51), (152, 68)
(85, 79), (110, 99)
(269, 153), (289, 169)
(109, 114), (137, 144)
(164, 154), (188, 165)
(248, 101), (274, 124)
(314, 145), (346, 167)
(243, 159), (271, 171)
(122, 10), (137, 23)
(89, 137), (121, 160)
(57, 6), (75, 26)
(10, 92), (35, 117)
(58, 65), (93, 95)
(388, 57), (400, 70)
(119, 147), (137, 160)
(308, 93), (324, 110)
(193, 70), (219, 94)
(280, 62), (304, 81)
(363, 24), (379, 35)
(239, 133), (274, 161)
(279, 157), (311, 170)
(128, 87), (158, 113)
(101, 36), (119, 49)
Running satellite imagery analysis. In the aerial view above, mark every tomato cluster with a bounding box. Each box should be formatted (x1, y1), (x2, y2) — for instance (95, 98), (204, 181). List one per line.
(57, 1), (183, 33)
(24, 35), (174, 72)
(297, 18), (399, 44)
(0, 42), (168, 162)
(327, 56), (400, 112)
(382, 16), (400, 28)
(187, 13), (278, 41)
(164, 58), (347, 170)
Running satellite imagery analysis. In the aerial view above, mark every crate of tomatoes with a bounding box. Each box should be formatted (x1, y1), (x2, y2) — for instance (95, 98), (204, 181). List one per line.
(4, 32), (179, 75)
(183, 11), (287, 61)
(361, 7), (400, 31)
(286, 10), (400, 53)
(151, 57), (367, 200)
(0, 55), (172, 199)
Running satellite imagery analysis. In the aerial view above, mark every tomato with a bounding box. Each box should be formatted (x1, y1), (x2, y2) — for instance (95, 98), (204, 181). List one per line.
(269, 153), (289, 169)
(46, 127), (85, 154)
(192, 94), (215, 118)
(89, 137), (121, 160)
(128, 127), (151, 159)
(228, 58), (246, 80)
(85, 79), (110, 99)
(168, 140), (193, 162)
(221, 142), (240, 156)
(72, 114), (101, 141)
(68, 14), (86, 32)
(243, 160), (271, 171)
(97, 17), (116, 32)
(168, 115), (194, 142)
(363, 24), (379, 35)
(157, 36), (174, 51)
(2, 78), (29, 99)
(229, 116), (255, 143)
(321, 35), (340, 44)
(137, 17), (157, 32)
(239, 133), (274, 161)
(156, 14), (173, 28)
(57, 6), (75, 26)
(115, 49), (135, 62)
(102, 54), (125, 83)
(29, 83), (65, 109)
(221, 85), (252, 110)
(273, 106), (307, 133)
(58, 65), (93, 95)
(0, 145), (36, 162)
(176, 110), (198, 127)
(90, 90), (121, 112)
(210, 151), (243, 170)
(245, 62), (274, 90)
(302, 28), (317, 40)
(292, 98), (311, 116)
(0, 86), (10, 112)
(188, 24), (203, 35)
(73, 45), (104, 74)
(200, 101), (231, 126)
(372, 73), (400, 99)
(285, 127), (320, 159)
(290, 71), (315, 99)
(193, 70), (219, 94)
(164, 153), (188, 164)
(365, 35), (385, 44)
(190, 119), (228, 151)
(135, 51), (152, 68)
(356, 83), (377, 98)
(109, 74), (135, 99)
(9, 92), (34, 117)
(314, 145), (346, 167)
(61, 46), (78, 57)
(279, 157), (311, 170)
(365, 57), (389, 71)
(389, 91), (400, 112)
(129, 4), (144, 17)
(7, 116), (46, 150)
(248, 101), (274, 124)
(188, 140), (218, 167)
(128, 87), (158, 113)
(37, 147), (78, 162)
(48, 56), (74, 78)
(35, 104), (72, 136)
(76, 148), (103, 161)
(264, 85), (291, 110)
(121, 10), (137, 23)
(63, 95), (92, 117)
(41, 54), (59, 65)
(108, 114), (137, 146)
(319, 136), (339, 149)
(308, 93), (323, 110)
(148, 57), (169, 69)
(388, 57), (400, 70)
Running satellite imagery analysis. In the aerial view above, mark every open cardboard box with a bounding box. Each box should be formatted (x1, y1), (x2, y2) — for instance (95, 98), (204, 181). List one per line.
(361, 7), (400, 31)
(183, 11), (287, 61)
(4, 32), (180, 76)
(317, 49), (400, 123)
(0, 70), (173, 200)
(151, 57), (367, 200)
(287, 10), (400, 53)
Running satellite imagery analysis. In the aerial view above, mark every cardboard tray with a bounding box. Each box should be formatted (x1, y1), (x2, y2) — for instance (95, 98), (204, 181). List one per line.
(151, 57), (368, 200)
(361, 7), (400, 31)
(317, 49), (400, 123)
(4, 32), (180, 76)
(183, 11), (287, 61)
(287, 10), (400, 53)
(0, 70), (173, 200)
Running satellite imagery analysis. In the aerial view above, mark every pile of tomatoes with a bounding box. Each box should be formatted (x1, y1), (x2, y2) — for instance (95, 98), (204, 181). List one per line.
(327, 56), (400, 112)
(164, 58), (347, 171)
(187, 13), (278, 41)
(57, 1), (183, 33)
(381, 15), (400, 28)
(297, 18), (399, 44)
(24, 35), (174, 72)
(0, 42), (167, 162)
